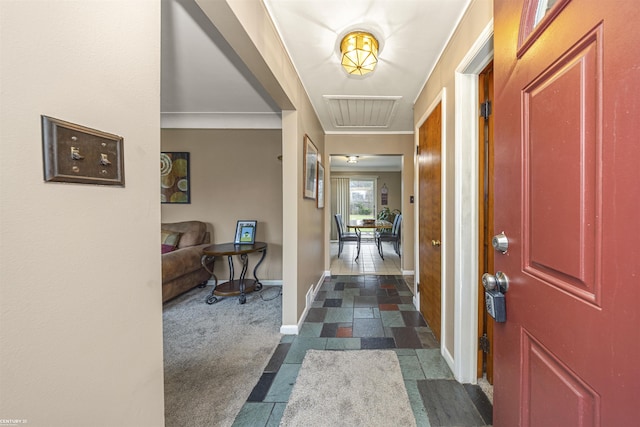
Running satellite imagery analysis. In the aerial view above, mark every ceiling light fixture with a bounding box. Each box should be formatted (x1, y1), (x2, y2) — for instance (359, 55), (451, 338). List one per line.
(340, 31), (379, 76)
(346, 156), (359, 164)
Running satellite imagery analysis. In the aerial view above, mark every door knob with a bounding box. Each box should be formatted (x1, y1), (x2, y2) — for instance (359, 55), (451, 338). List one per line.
(431, 239), (441, 247)
(482, 271), (509, 293)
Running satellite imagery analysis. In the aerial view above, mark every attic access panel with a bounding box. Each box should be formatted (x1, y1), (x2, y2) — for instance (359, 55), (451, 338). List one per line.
(324, 95), (401, 128)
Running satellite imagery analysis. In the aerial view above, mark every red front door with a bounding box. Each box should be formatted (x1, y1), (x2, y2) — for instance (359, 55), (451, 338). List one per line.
(493, 1), (640, 425)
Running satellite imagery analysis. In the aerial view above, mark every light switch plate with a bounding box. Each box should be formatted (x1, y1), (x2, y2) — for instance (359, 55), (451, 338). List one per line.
(42, 115), (125, 186)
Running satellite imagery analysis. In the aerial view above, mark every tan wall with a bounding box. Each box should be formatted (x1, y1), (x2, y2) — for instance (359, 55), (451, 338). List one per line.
(325, 135), (415, 272)
(0, 2), (164, 426)
(294, 113), (325, 320)
(376, 172), (402, 215)
(161, 129), (283, 280)
(196, 0), (326, 326)
(330, 171), (402, 239)
(414, 0), (493, 361)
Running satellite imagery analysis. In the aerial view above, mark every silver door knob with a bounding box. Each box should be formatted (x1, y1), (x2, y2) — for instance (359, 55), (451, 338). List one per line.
(431, 240), (441, 247)
(482, 271), (509, 293)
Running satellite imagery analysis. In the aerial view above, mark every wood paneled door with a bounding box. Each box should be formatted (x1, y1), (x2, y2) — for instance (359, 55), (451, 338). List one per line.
(418, 102), (442, 341)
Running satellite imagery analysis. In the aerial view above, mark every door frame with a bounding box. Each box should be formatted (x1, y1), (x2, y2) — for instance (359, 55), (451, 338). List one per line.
(414, 89), (450, 364)
(452, 21), (494, 383)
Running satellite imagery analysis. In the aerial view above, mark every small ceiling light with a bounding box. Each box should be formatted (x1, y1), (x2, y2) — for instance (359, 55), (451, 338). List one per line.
(340, 31), (379, 76)
(346, 156), (359, 164)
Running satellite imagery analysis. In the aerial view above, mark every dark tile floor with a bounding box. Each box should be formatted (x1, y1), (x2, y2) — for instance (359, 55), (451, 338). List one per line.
(233, 275), (492, 426)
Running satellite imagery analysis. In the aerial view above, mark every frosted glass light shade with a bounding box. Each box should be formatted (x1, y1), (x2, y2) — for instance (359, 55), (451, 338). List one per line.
(340, 31), (379, 75)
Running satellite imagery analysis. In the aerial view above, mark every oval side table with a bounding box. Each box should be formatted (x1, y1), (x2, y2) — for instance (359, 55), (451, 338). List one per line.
(200, 242), (267, 304)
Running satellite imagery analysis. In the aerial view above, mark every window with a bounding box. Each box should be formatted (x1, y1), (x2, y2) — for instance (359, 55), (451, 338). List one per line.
(349, 178), (376, 221)
(534, 0), (558, 27)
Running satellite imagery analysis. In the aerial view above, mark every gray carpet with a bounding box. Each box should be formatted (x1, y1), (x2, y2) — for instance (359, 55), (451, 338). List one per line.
(280, 349), (417, 427)
(163, 284), (282, 427)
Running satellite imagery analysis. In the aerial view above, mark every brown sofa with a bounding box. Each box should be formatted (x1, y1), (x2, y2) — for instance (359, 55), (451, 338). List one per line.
(162, 221), (214, 302)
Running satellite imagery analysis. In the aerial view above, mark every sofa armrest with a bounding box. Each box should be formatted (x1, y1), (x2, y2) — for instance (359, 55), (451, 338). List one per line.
(162, 243), (211, 283)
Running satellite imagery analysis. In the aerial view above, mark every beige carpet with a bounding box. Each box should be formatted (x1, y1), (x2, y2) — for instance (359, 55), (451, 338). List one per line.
(163, 284), (282, 427)
(280, 350), (417, 427)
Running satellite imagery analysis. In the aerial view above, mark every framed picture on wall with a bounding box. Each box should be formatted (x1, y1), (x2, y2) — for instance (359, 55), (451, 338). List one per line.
(303, 134), (318, 200)
(234, 220), (257, 245)
(161, 152), (190, 204)
(317, 161), (325, 208)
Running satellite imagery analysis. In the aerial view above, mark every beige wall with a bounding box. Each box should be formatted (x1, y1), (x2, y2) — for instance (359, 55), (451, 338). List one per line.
(375, 172), (402, 215)
(414, 0), (493, 362)
(325, 135), (415, 272)
(330, 171), (402, 239)
(195, 0), (326, 326)
(0, 2), (164, 426)
(161, 129), (283, 280)
(293, 112), (325, 321)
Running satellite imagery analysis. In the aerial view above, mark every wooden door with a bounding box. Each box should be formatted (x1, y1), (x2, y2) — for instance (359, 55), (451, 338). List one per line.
(477, 62), (495, 384)
(493, 1), (640, 425)
(418, 102), (442, 341)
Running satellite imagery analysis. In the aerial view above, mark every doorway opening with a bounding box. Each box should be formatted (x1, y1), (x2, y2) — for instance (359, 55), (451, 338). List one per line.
(329, 154), (403, 276)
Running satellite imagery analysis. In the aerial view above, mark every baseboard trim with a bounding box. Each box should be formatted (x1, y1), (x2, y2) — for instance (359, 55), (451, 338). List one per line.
(402, 270), (415, 276)
(206, 279), (283, 286)
(280, 272), (327, 335)
(280, 324), (298, 335)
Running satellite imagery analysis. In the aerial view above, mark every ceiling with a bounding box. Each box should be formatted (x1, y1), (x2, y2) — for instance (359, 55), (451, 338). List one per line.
(161, 0), (472, 168)
(264, 0), (471, 134)
(330, 154), (402, 172)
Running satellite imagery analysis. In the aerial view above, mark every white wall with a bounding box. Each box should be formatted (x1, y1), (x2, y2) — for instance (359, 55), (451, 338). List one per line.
(414, 0), (493, 381)
(0, 2), (164, 426)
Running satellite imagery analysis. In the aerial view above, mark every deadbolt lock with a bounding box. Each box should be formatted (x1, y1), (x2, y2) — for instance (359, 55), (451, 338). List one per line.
(492, 232), (509, 254)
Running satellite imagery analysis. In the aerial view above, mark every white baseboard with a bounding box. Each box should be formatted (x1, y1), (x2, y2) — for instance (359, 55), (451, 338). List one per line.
(280, 272), (327, 335)
(442, 345), (455, 375)
(258, 280), (283, 286)
(280, 324), (298, 335)
(402, 270), (415, 276)
(206, 279), (283, 286)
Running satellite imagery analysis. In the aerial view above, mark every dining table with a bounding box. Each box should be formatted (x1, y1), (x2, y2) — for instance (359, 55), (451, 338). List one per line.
(346, 219), (393, 261)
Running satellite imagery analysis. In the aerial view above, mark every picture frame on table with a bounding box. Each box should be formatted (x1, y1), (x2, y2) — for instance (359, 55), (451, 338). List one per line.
(234, 220), (257, 245)
(303, 134), (318, 200)
(317, 161), (325, 209)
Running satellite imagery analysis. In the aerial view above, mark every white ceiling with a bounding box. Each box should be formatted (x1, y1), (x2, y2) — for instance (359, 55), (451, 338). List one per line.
(264, 0), (471, 134)
(161, 0), (472, 167)
(330, 154), (403, 172)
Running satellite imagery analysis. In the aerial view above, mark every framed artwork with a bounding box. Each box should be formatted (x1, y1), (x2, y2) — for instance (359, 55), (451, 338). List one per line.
(381, 183), (388, 205)
(234, 220), (257, 245)
(161, 152), (190, 204)
(303, 134), (318, 200)
(317, 161), (325, 209)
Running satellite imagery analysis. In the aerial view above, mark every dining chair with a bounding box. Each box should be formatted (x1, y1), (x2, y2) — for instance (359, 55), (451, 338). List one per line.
(375, 214), (401, 260)
(334, 214), (360, 258)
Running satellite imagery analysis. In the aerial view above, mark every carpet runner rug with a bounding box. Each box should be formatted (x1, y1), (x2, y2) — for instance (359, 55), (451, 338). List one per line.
(280, 349), (417, 426)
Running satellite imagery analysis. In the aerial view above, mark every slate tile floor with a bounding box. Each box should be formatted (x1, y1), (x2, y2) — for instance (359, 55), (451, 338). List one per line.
(233, 275), (493, 427)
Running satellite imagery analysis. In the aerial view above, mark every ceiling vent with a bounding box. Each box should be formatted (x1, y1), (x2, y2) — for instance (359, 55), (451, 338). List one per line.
(323, 95), (401, 128)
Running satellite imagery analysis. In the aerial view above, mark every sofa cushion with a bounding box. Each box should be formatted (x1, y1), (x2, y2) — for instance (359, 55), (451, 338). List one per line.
(161, 221), (207, 249)
(161, 230), (182, 253)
